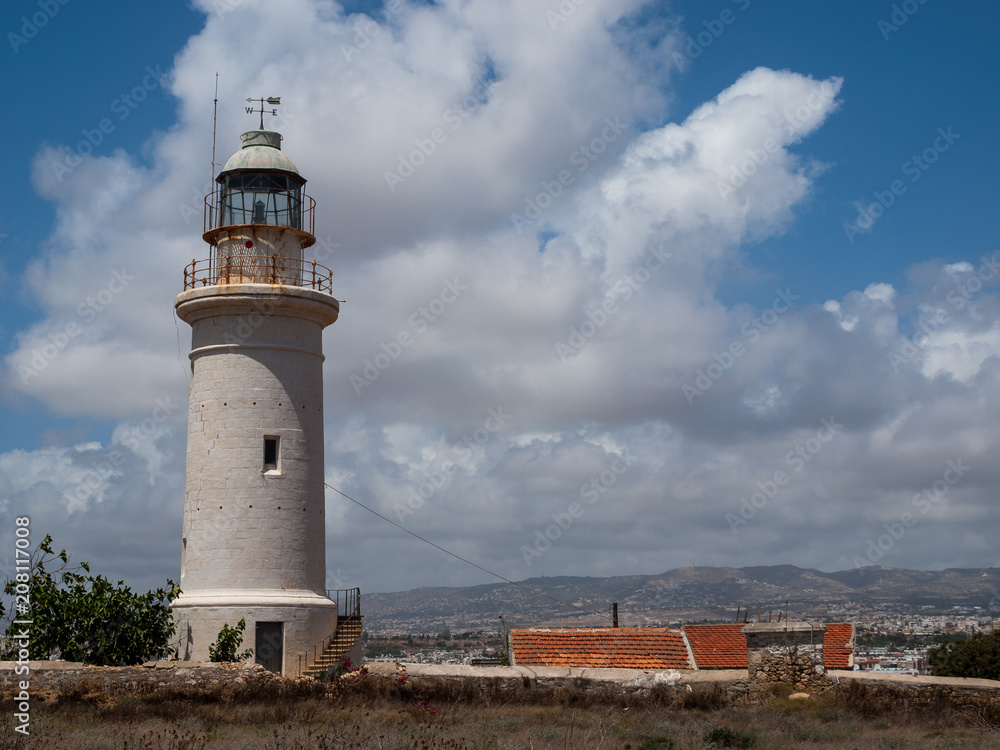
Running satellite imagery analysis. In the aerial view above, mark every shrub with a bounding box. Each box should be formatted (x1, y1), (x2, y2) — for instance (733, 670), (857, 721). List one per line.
(638, 738), (675, 750)
(704, 726), (757, 748)
(209, 619), (254, 662)
(1, 534), (180, 666)
(409, 700), (443, 722)
(333, 655), (367, 678)
(929, 630), (1000, 680)
(680, 686), (730, 711)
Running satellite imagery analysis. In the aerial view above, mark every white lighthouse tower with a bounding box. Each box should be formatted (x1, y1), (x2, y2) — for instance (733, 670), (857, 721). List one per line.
(172, 107), (358, 675)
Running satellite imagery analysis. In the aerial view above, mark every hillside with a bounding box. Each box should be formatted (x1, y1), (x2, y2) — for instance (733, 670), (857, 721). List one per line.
(362, 564), (1000, 633)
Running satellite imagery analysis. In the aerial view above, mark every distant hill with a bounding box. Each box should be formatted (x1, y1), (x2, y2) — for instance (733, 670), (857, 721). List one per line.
(361, 565), (1000, 633)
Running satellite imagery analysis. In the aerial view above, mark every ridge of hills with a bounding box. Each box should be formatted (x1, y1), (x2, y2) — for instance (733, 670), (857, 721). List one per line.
(362, 564), (1000, 633)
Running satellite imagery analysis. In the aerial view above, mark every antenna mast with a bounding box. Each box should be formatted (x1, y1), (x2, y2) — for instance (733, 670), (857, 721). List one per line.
(211, 73), (219, 186)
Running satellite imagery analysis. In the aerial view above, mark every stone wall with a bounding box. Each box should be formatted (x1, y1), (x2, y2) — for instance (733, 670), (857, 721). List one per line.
(3, 660), (1000, 712)
(743, 622), (830, 691)
(0, 660), (275, 699)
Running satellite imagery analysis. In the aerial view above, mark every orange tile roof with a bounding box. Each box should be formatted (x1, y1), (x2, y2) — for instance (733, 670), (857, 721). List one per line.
(509, 627), (693, 670)
(683, 624), (748, 669)
(823, 623), (855, 669)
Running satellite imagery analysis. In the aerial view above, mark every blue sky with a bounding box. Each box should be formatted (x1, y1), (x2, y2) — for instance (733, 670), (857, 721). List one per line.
(2, 0), (1000, 597)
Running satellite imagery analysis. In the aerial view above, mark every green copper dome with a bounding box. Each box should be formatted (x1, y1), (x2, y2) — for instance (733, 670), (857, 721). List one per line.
(218, 130), (302, 181)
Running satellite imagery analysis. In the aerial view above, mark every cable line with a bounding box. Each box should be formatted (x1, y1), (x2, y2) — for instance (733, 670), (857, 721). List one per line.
(325, 482), (613, 624)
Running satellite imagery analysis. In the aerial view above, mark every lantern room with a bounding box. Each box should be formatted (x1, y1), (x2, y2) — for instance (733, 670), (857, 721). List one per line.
(197, 129), (320, 287)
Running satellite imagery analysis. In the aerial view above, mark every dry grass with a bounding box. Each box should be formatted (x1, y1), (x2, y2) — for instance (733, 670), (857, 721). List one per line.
(0, 675), (998, 749)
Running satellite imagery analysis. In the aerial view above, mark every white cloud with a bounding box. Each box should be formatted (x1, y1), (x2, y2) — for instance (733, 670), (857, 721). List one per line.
(3, 0), (1000, 594)
(864, 283), (895, 307)
(920, 327), (1000, 384)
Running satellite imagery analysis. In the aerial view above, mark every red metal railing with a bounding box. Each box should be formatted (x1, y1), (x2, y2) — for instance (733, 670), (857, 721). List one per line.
(183, 254), (334, 293)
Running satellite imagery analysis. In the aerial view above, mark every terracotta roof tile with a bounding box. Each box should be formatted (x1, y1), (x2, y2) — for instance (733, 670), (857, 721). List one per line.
(683, 624), (748, 669)
(509, 627), (692, 670)
(823, 623), (855, 669)
(511, 624), (854, 672)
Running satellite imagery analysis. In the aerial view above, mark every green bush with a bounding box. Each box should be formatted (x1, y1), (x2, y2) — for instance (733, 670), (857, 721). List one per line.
(208, 618), (254, 662)
(1, 534), (180, 666)
(704, 726), (757, 748)
(638, 738), (675, 750)
(928, 630), (1000, 679)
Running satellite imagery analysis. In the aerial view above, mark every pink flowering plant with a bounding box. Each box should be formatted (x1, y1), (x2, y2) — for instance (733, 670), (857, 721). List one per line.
(410, 700), (442, 722)
(332, 655), (367, 678)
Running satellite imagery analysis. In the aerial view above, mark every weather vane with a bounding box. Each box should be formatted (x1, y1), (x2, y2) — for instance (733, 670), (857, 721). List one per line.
(245, 96), (281, 129)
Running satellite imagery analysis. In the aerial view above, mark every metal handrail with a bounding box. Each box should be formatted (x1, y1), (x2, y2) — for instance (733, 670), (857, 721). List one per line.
(182, 254), (334, 293)
(293, 588), (362, 678)
(327, 587), (362, 618)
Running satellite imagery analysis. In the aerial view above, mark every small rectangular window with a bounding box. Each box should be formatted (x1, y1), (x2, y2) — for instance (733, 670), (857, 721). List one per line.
(263, 437), (279, 472)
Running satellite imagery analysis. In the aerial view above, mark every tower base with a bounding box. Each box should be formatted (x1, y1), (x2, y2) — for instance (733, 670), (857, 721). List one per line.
(172, 590), (338, 677)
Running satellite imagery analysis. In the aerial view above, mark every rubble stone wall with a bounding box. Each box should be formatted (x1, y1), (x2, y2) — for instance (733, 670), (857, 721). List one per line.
(744, 623), (830, 691)
(0, 661), (272, 698)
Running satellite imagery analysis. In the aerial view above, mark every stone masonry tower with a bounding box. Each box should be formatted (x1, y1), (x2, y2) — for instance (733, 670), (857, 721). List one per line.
(171, 119), (345, 675)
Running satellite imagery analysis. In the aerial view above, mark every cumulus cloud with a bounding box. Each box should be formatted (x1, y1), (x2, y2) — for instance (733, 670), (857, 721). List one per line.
(3, 0), (1000, 595)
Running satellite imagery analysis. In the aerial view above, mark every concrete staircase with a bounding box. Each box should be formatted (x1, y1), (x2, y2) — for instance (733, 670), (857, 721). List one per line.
(301, 615), (364, 678)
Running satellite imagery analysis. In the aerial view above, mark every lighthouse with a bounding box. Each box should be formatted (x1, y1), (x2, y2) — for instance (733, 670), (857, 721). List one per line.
(172, 109), (357, 675)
